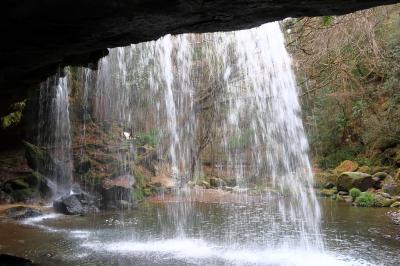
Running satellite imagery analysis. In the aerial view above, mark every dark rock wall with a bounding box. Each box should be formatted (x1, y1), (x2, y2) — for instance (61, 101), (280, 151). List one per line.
(1, 0), (399, 113)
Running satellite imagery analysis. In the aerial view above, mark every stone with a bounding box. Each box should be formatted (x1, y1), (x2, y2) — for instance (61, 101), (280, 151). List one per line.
(343, 196), (354, 203)
(336, 172), (374, 192)
(338, 191), (348, 196)
(357, 166), (371, 174)
(390, 202), (400, 208)
(101, 174), (135, 209)
(382, 176), (400, 196)
(200, 181), (211, 189)
(209, 177), (227, 188)
(373, 172), (390, 180)
(372, 176), (383, 189)
(53, 192), (99, 215)
(334, 160), (359, 174)
(0, 254), (37, 266)
(6, 206), (42, 220)
(324, 182), (335, 189)
(387, 211), (400, 225)
(318, 188), (337, 197)
(373, 194), (395, 207)
(377, 192), (392, 199)
(22, 141), (54, 176)
(2, 172), (52, 202)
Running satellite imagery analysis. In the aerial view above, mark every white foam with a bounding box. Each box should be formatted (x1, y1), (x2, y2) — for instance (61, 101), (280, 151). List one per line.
(22, 213), (62, 224)
(82, 238), (373, 266)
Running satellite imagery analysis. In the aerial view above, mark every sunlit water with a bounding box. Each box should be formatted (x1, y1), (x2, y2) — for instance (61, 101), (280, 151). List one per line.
(0, 200), (399, 265)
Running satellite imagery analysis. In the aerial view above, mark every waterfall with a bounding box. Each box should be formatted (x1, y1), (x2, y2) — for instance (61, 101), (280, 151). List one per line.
(39, 21), (322, 252)
(37, 70), (73, 196)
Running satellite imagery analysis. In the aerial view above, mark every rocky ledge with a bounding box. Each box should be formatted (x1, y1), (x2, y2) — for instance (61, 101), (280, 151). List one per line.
(0, 0), (398, 116)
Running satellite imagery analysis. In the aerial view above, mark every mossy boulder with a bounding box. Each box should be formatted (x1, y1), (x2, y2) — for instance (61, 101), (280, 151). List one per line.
(334, 160), (359, 174)
(317, 188), (337, 197)
(314, 171), (338, 188)
(373, 194), (395, 207)
(357, 166), (371, 174)
(209, 177), (226, 188)
(221, 176), (237, 187)
(390, 201), (400, 208)
(336, 172), (373, 192)
(382, 176), (400, 196)
(6, 206), (42, 220)
(22, 141), (54, 175)
(1, 172), (52, 202)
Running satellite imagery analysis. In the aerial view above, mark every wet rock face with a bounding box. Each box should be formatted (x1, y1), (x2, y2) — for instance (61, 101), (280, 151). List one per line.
(6, 206), (42, 220)
(0, 0), (398, 113)
(53, 191), (99, 215)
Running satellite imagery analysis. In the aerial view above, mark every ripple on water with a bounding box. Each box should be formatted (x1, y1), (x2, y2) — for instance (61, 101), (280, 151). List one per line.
(81, 238), (374, 266)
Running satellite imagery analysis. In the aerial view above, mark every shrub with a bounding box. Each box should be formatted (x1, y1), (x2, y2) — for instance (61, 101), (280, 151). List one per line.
(349, 188), (361, 199)
(354, 192), (375, 207)
(135, 129), (159, 147)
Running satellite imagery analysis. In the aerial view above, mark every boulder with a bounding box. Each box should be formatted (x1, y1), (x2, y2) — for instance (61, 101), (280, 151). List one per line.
(314, 171), (337, 188)
(101, 174), (135, 209)
(334, 160), (359, 174)
(372, 176), (383, 189)
(2, 172), (52, 202)
(53, 192), (99, 215)
(357, 166), (371, 174)
(209, 177), (227, 188)
(373, 172), (390, 180)
(336, 172), (373, 192)
(390, 202), (400, 208)
(382, 176), (400, 196)
(318, 188), (337, 197)
(323, 182), (335, 189)
(200, 180), (211, 189)
(6, 206), (42, 220)
(373, 194), (395, 207)
(22, 141), (54, 176)
(343, 196), (353, 203)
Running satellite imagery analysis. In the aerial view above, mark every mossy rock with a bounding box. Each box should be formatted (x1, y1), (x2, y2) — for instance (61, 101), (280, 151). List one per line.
(334, 160), (359, 174)
(209, 177), (226, 187)
(22, 141), (54, 175)
(221, 176), (237, 187)
(337, 172), (373, 192)
(314, 171), (338, 188)
(382, 176), (400, 196)
(75, 158), (92, 174)
(317, 188), (337, 197)
(357, 166), (371, 174)
(373, 194), (395, 207)
(390, 201), (400, 208)
(2, 172), (51, 201)
(371, 166), (393, 175)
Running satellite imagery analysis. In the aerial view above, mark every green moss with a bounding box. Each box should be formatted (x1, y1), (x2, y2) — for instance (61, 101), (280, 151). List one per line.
(349, 188), (361, 199)
(1, 100), (26, 129)
(132, 188), (145, 202)
(354, 192), (375, 207)
(135, 129), (160, 147)
(22, 140), (53, 172)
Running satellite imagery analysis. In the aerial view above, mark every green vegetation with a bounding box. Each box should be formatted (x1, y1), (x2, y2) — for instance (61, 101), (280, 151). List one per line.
(1, 100), (26, 129)
(286, 4), (400, 169)
(135, 129), (160, 147)
(349, 188), (361, 199)
(354, 192), (375, 207)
